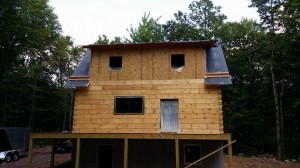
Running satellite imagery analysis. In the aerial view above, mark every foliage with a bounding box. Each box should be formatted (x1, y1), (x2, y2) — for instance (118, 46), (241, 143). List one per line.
(127, 13), (164, 43)
(0, 0), (83, 132)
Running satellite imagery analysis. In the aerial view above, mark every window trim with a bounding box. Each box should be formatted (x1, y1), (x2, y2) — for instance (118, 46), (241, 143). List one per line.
(113, 96), (144, 115)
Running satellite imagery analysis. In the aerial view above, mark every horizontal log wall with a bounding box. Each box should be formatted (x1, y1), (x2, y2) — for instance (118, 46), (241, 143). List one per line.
(90, 47), (206, 81)
(73, 79), (223, 134)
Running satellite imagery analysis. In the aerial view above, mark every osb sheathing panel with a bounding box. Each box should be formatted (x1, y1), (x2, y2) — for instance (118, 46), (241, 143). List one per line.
(72, 79), (223, 134)
(90, 47), (206, 81)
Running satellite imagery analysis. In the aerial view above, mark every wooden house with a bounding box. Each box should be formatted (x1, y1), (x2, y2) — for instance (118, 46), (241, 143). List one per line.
(28, 40), (233, 168)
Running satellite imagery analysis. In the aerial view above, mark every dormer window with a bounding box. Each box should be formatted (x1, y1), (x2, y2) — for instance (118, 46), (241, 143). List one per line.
(109, 56), (122, 71)
(171, 54), (185, 69)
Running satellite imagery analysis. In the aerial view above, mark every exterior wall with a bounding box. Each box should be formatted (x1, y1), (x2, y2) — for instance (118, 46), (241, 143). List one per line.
(73, 79), (223, 134)
(90, 47), (206, 81)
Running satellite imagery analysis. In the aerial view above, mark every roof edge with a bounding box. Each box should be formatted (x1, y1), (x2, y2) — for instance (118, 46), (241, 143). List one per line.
(82, 40), (217, 49)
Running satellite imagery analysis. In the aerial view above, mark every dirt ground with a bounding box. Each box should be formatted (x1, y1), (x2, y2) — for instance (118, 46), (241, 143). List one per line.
(1, 146), (299, 168)
(224, 155), (300, 168)
(0, 146), (71, 168)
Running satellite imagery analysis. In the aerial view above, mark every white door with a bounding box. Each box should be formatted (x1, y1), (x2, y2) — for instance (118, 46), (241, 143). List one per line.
(160, 100), (179, 133)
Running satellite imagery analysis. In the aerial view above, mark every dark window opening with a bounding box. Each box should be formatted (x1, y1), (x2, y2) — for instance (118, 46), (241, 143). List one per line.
(171, 54), (185, 69)
(114, 97), (144, 114)
(184, 144), (201, 165)
(109, 56), (122, 70)
(97, 144), (113, 168)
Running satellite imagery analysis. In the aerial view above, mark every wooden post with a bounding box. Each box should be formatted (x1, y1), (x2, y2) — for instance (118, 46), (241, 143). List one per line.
(124, 138), (128, 168)
(75, 138), (81, 168)
(175, 138), (179, 168)
(50, 139), (55, 168)
(28, 136), (33, 168)
(228, 139), (233, 168)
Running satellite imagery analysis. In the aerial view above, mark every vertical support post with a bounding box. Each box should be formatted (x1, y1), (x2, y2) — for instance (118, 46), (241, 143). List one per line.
(124, 138), (128, 168)
(228, 138), (233, 168)
(50, 139), (55, 168)
(75, 138), (81, 168)
(175, 138), (179, 168)
(28, 136), (33, 168)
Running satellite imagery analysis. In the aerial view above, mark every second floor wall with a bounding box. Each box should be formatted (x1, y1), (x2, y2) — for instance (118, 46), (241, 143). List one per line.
(90, 47), (206, 81)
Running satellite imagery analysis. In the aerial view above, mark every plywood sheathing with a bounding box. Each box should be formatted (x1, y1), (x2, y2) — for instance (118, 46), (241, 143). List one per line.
(90, 47), (206, 81)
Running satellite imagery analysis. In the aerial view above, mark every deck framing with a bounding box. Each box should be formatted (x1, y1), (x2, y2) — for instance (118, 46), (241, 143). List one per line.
(28, 133), (233, 168)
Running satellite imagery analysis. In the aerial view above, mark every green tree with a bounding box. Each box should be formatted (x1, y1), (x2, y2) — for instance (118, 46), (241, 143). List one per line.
(163, 0), (226, 41)
(250, 0), (285, 160)
(94, 34), (110, 44)
(127, 13), (164, 43)
(0, 0), (81, 132)
(188, 0), (227, 38)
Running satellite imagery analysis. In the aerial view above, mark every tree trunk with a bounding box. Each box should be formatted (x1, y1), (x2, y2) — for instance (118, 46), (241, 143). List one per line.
(271, 63), (282, 160)
(270, 0), (284, 160)
(29, 79), (37, 129)
(280, 80), (285, 159)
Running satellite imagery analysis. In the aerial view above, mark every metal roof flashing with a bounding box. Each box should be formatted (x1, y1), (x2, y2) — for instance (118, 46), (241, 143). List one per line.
(64, 49), (91, 88)
(205, 43), (232, 85)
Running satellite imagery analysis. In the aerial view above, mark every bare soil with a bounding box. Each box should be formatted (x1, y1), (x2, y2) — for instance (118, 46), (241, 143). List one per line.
(224, 155), (300, 168)
(0, 146), (71, 168)
(1, 146), (299, 168)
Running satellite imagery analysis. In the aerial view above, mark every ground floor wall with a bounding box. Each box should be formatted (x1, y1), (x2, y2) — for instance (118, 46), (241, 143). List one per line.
(80, 139), (224, 168)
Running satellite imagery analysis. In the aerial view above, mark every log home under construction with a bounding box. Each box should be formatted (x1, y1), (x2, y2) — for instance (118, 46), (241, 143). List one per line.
(28, 40), (233, 168)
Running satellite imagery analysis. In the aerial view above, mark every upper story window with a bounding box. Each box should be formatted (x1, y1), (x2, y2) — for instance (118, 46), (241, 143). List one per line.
(114, 97), (144, 115)
(109, 56), (122, 71)
(171, 54), (185, 69)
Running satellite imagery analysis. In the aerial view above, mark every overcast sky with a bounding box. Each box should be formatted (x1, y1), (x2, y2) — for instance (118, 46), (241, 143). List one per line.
(48, 0), (259, 45)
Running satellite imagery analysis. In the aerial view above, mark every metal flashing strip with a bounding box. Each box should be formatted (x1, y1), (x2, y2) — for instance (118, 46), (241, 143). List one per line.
(205, 77), (232, 85)
(64, 80), (90, 88)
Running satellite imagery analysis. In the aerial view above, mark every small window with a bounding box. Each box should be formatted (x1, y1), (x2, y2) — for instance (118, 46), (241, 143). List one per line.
(171, 54), (185, 69)
(114, 97), (144, 114)
(109, 56), (122, 71)
(184, 144), (201, 165)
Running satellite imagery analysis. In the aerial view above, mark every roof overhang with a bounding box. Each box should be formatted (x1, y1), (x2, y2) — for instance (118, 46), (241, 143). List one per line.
(82, 40), (217, 50)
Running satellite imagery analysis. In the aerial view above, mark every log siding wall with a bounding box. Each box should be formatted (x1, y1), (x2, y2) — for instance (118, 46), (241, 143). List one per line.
(73, 80), (223, 134)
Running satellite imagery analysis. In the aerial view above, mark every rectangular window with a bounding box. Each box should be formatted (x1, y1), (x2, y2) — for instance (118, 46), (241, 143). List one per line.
(171, 54), (185, 69)
(184, 144), (201, 165)
(114, 97), (144, 114)
(109, 56), (122, 71)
